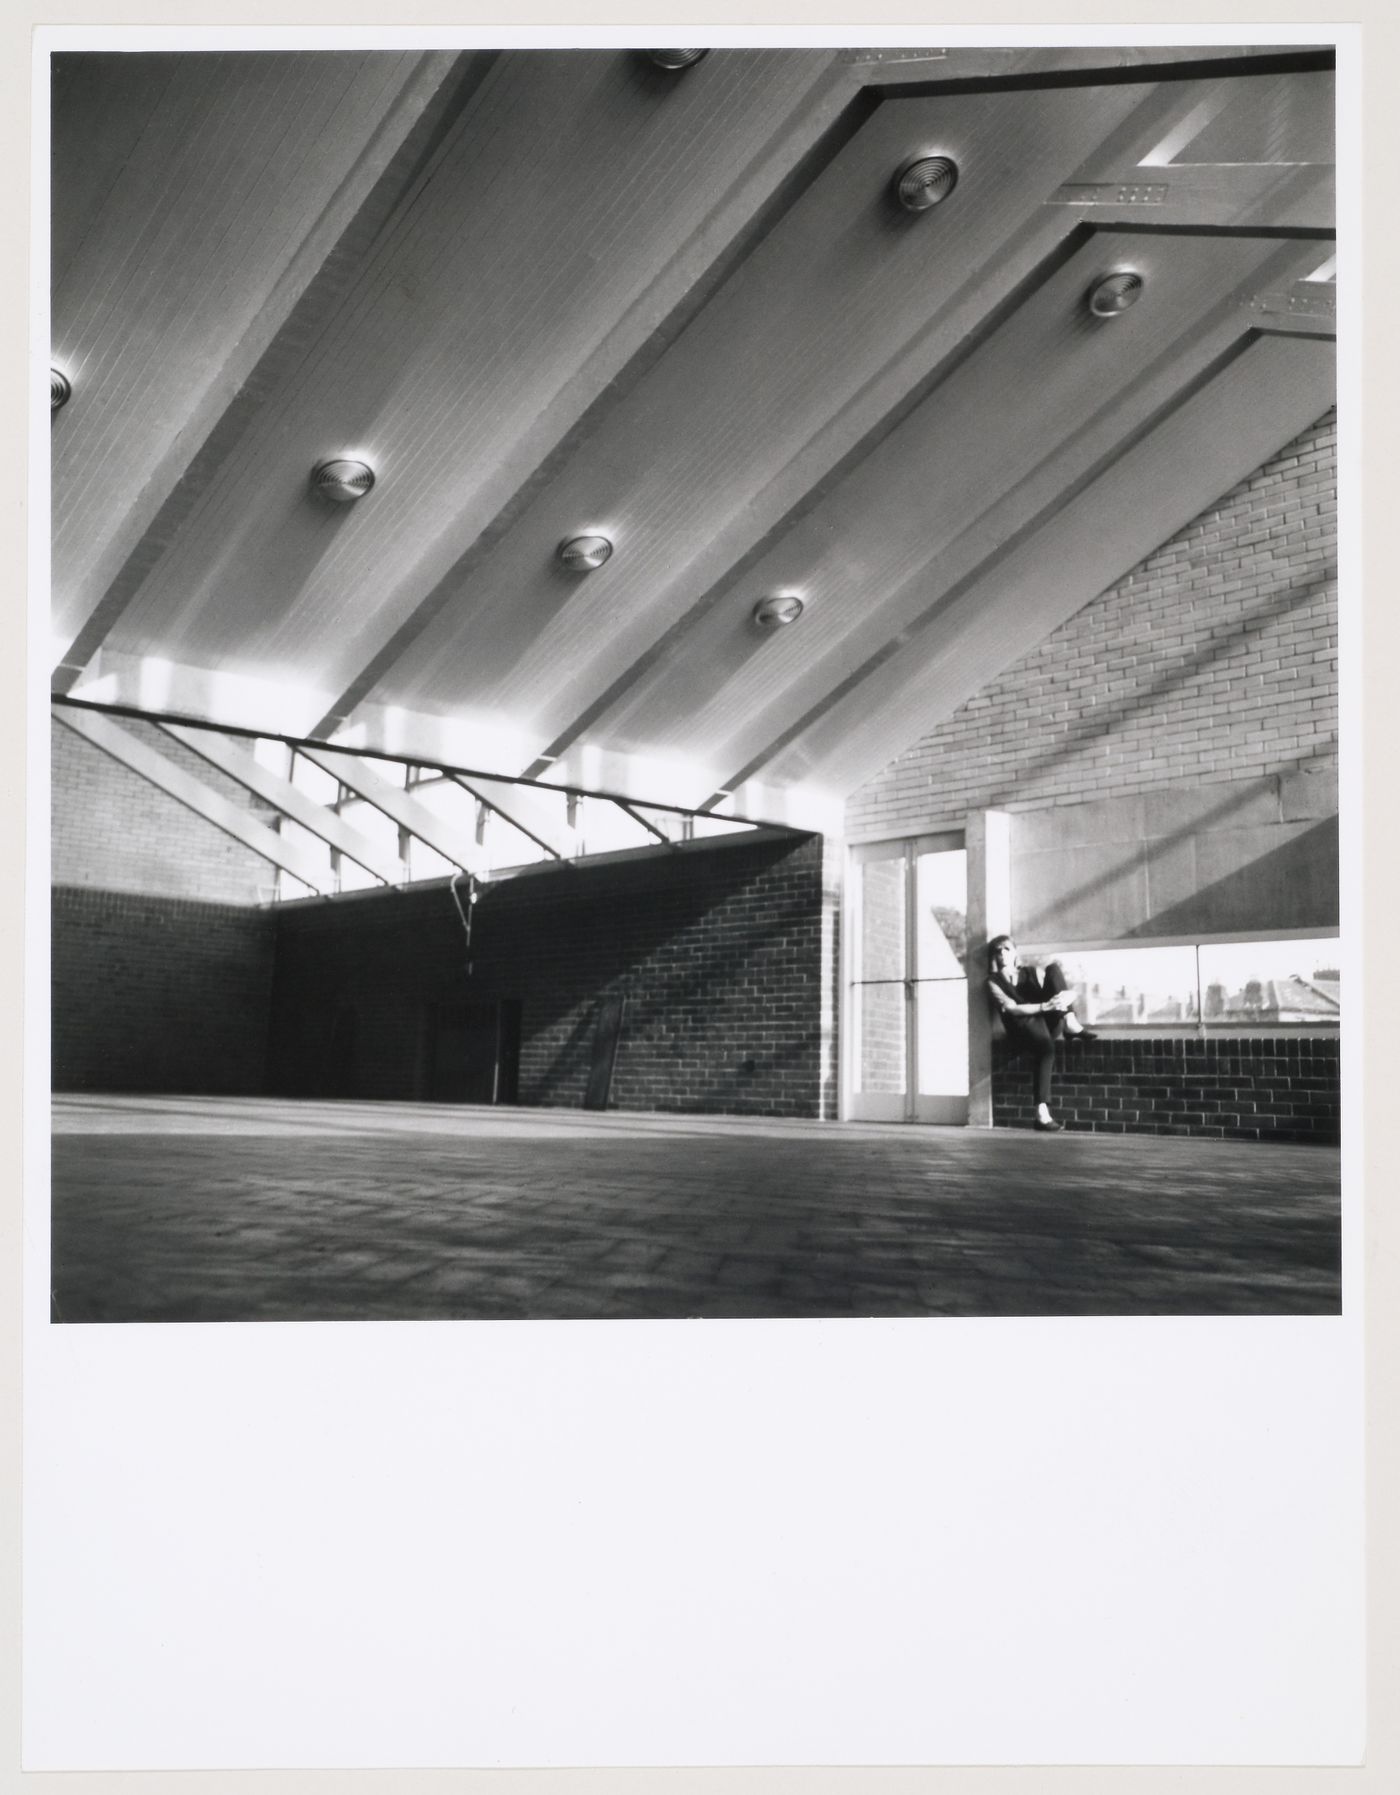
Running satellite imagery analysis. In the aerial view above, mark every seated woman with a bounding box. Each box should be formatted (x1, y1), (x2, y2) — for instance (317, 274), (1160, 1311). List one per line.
(985, 935), (1096, 1132)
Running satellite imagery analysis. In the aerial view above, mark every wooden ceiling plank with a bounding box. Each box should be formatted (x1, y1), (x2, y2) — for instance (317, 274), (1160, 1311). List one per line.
(297, 748), (489, 875)
(159, 724), (405, 886)
(54, 708), (336, 893)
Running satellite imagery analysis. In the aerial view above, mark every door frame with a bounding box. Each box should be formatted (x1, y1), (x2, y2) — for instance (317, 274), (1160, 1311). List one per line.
(424, 998), (521, 1105)
(842, 831), (969, 1125)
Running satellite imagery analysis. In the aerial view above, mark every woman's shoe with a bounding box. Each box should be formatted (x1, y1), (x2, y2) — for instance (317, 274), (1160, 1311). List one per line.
(1068, 1028), (1100, 1042)
(1034, 1117), (1064, 1132)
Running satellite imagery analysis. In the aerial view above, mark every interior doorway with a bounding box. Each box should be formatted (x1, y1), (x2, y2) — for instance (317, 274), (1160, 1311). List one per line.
(427, 1000), (522, 1105)
(848, 834), (969, 1123)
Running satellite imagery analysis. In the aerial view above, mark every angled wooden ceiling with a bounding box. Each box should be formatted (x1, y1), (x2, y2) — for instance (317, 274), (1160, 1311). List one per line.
(50, 45), (1335, 832)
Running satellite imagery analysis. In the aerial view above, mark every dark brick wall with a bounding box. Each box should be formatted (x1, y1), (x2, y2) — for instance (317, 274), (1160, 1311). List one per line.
(51, 717), (280, 1093)
(269, 833), (836, 1117)
(52, 886), (276, 1093)
(52, 706), (836, 1112)
(992, 1036), (1339, 1144)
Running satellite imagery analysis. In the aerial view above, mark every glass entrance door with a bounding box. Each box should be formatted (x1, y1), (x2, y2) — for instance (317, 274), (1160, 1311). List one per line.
(850, 834), (969, 1123)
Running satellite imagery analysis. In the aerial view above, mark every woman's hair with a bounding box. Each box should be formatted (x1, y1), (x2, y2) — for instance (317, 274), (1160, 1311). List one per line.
(985, 933), (1014, 971)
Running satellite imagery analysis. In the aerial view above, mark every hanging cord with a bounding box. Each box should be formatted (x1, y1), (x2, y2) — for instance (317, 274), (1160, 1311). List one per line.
(449, 869), (479, 978)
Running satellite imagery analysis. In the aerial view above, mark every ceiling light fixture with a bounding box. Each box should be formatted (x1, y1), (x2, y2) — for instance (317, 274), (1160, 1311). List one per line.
(558, 534), (613, 572)
(312, 458), (375, 503)
(1088, 270), (1145, 317)
(752, 593), (805, 630)
(51, 368), (71, 411)
(646, 50), (709, 70)
(893, 154), (959, 213)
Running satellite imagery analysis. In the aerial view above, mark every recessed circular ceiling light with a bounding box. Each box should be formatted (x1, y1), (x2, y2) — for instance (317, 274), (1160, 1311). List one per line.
(312, 458), (375, 503)
(893, 154), (959, 213)
(1088, 270), (1145, 317)
(646, 49), (709, 70)
(558, 534), (614, 572)
(752, 593), (805, 629)
(50, 368), (71, 411)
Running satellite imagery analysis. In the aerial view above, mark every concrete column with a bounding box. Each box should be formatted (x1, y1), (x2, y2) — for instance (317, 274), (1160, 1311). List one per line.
(966, 809), (1012, 1128)
(818, 834), (844, 1121)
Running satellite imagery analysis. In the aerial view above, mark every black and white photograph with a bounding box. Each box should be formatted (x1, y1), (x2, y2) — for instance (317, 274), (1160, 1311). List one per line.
(44, 38), (1343, 1326)
(22, 17), (1384, 1781)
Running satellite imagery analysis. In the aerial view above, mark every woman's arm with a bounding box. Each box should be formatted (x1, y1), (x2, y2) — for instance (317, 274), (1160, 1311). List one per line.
(986, 979), (1073, 1019)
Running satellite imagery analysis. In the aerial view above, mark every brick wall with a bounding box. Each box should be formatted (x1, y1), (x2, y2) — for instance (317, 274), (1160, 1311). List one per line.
(52, 714), (277, 903)
(52, 887), (275, 1093)
(844, 414), (1340, 1136)
(848, 410), (1338, 836)
(992, 1037), (1339, 1145)
(269, 833), (837, 1117)
(51, 716), (278, 1091)
(51, 714), (838, 1114)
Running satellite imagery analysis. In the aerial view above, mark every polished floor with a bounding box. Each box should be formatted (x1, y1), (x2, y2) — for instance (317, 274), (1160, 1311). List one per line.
(50, 1095), (1343, 1322)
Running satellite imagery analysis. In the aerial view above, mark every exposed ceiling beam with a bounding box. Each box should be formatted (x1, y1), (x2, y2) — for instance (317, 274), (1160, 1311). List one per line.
(50, 691), (822, 829)
(158, 724), (406, 887)
(535, 231), (1319, 785)
(612, 801), (679, 846)
(734, 330), (1335, 801)
(296, 748), (489, 875)
(310, 52), (865, 739)
(54, 708), (337, 894)
(80, 48), (849, 741)
(47, 53), (1334, 826)
(330, 77), (1183, 751)
(448, 773), (575, 860)
(844, 46), (1334, 87)
(409, 79), (1312, 778)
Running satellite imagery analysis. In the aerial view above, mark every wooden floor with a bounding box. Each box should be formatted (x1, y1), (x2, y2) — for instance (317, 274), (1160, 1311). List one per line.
(50, 1095), (1344, 1322)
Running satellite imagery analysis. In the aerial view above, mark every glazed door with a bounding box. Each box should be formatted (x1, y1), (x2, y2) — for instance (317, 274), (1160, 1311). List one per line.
(849, 835), (969, 1123)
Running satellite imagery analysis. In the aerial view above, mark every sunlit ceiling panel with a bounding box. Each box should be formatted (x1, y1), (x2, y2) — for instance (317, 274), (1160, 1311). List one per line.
(101, 50), (843, 687)
(50, 47), (1336, 813)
